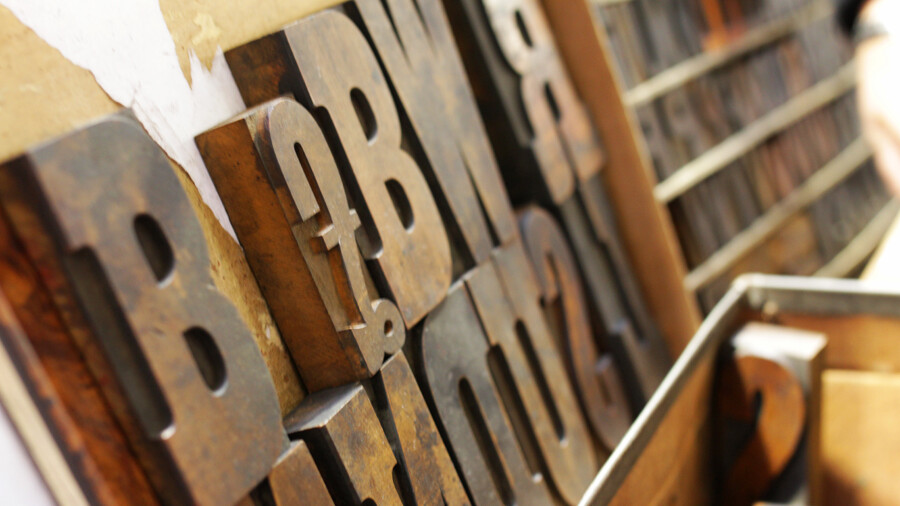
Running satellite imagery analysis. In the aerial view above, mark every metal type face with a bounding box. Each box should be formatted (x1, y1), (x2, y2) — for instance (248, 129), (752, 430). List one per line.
(226, 9), (452, 327)
(467, 242), (596, 504)
(420, 283), (554, 506)
(519, 206), (631, 451)
(198, 98), (404, 390)
(0, 113), (284, 506)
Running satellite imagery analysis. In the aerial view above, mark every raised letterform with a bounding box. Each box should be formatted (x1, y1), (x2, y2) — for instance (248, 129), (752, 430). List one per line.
(225, 9), (451, 326)
(519, 207), (631, 451)
(353, 0), (517, 265)
(444, 0), (602, 204)
(376, 353), (470, 505)
(198, 98), (405, 390)
(467, 244), (596, 504)
(420, 284), (553, 505)
(0, 113), (284, 506)
(285, 352), (469, 505)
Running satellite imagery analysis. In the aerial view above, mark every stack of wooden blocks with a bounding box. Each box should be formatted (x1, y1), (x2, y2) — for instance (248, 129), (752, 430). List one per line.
(0, 0), (896, 505)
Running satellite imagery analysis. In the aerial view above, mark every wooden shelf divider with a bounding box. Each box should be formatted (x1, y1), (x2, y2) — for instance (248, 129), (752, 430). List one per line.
(655, 64), (856, 204)
(624, 0), (830, 108)
(684, 138), (872, 292)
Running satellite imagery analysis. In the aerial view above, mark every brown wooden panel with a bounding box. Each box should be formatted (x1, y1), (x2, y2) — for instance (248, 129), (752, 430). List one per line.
(198, 98), (404, 390)
(0, 208), (158, 505)
(609, 360), (715, 506)
(0, 113), (284, 506)
(822, 370), (900, 506)
(765, 313), (900, 373)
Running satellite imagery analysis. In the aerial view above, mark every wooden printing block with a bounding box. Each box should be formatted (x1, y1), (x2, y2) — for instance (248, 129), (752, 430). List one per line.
(566, 184), (671, 403)
(466, 241), (597, 504)
(199, 98), (406, 391)
(221, 8), (452, 328)
(442, 0), (601, 206)
(266, 441), (334, 505)
(519, 206), (631, 451)
(349, 0), (518, 262)
(445, 0), (670, 403)
(283, 353), (467, 505)
(0, 204), (158, 504)
(0, 113), (285, 506)
(420, 283), (554, 505)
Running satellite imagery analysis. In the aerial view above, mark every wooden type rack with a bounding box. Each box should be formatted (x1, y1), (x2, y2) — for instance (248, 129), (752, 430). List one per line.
(590, 0), (896, 312)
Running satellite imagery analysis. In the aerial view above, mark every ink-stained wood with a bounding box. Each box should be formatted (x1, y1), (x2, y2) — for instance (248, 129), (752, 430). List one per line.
(519, 206), (631, 452)
(0, 114), (285, 506)
(374, 353), (470, 505)
(540, 0), (702, 354)
(171, 163), (305, 416)
(224, 10), (451, 327)
(199, 98), (405, 390)
(0, 291), (90, 506)
(445, 0), (672, 404)
(286, 383), (402, 505)
(282, 351), (468, 505)
(569, 183), (673, 404)
(420, 284), (554, 506)
(267, 441), (335, 506)
(442, 0), (601, 206)
(467, 243), (596, 503)
(352, 0), (518, 265)
(716, 355), (805, 506)
(0, 207), (159, 505)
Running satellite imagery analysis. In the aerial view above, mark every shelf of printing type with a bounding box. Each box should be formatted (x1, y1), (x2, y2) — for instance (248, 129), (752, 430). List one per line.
(594, 0), (899, 311)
